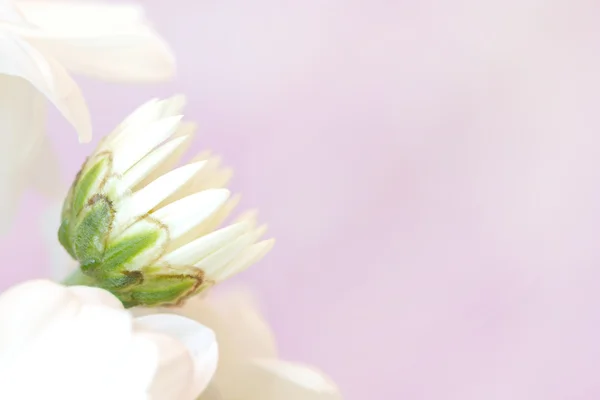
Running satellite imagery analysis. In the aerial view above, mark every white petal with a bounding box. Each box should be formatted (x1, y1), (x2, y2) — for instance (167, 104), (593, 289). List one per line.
(67, 286), (124, 310)
(0, 0), (27, 23)
(0, 75), (45, 233)
(0, 303), (142, 398)
(16, 2), (147, 29)
(250, 359), (342, 400)
(235, 209), (259, 224)
(136, 314), (218, 400)
(0, 280), (162, 399)
(15, 2), (175, 82)
(163, 222), (251, 266)
(0, 174), (23, 235)
(40, 200), (76, 281)
(100, 96), (185, 152)
(114, 161), (207, 231)
(165, 155), (233, 204)
(0, 33), (91, 141)
(0, 77), (45, 161)
(102, 98), (159, 148)
(215, 239), (275, 282)
(25, 133), (64, 199)
(0, 280), (79, 361)
(111, 115), (183, 175)
(138, 122), (196, 187)
(134, 331), (191, 400)
(197, 384), (224, 400)
(196, 226), (267, 278)
(45, 302), (133, 373)
(105, 332), (158, 399)
(121, 135), (191, 192)
(152, 189), (230, 240)
(151, 95), (186, 119)
(169, 195), (240, 251)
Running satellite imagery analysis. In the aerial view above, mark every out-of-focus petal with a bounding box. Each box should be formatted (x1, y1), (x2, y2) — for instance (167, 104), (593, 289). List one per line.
(0, 32), (91, 141)
(175, 288), (278, 364)
(40, 200), (76, 280)
(196, 384), (223, 400)
(229, 359), (341, 400)
(252, 359), (341, 400)
(15, 1), (175, 82)
(0, 280), (165, 399)
(0, 74), (45, 233)
(0, 0), (26, 23)
(136, 331), (192, 400)
(25, 133), (63, 199)
(0, 280), (79, 362)
(0, 284), (156, 399)
(68, 285), (125, 309)
(136, 314), (218, 400)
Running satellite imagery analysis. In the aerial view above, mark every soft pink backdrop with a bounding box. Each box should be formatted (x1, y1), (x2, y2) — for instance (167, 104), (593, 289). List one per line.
(3, 0), (600, 398)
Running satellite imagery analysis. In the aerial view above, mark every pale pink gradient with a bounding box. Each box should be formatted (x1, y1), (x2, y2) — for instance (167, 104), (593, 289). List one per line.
(3, 0), (600, 398)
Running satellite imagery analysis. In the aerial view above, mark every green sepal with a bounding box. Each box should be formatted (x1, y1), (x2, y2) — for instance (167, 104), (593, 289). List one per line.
(71, 196), (113, 267)
(119, 276), (197, 308)
(101, 230), (160, 272)
(59, 154), (112, 262)
(113, 266), (204, 308)
(58, 218), (75, 259)
(98, 270), (144, 291)
(63, 268), (143, 293)
(72, 156), (110, 216)
(62, 263), (207, 308)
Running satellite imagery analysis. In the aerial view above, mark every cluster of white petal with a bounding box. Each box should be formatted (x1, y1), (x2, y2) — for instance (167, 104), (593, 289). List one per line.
(0, 280), (217, 400)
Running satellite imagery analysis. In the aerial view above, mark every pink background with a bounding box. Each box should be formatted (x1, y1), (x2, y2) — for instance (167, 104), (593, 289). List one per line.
(3, 1), (600, 398)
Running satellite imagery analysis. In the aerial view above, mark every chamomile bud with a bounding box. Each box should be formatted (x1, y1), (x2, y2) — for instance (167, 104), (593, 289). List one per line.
(59, 96), (273, 307)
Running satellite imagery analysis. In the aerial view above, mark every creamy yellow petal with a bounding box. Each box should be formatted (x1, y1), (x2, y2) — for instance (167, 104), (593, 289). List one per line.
(152, 189), (231, 240)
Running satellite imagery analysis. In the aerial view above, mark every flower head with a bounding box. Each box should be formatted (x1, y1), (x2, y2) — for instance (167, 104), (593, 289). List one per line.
(58, 96), (273, 308)
(0, 280), (218, 400)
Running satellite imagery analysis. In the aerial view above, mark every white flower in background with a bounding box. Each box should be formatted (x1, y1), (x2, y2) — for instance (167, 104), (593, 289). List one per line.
(0, 280), (218, 400)
(58, 96), (273, 307)
(0, 0), (176, 232)
(148, 288), (342, 400)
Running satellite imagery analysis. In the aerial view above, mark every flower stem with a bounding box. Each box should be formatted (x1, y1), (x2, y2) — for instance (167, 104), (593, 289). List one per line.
(62, 268), (98, 287)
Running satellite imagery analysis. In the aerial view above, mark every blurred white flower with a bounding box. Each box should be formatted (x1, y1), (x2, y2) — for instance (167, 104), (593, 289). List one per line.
(58, 96), (273, 307)
(148, 289), (341, 400)
(0, 0), (176, 232)
(0, 279), (217, 400)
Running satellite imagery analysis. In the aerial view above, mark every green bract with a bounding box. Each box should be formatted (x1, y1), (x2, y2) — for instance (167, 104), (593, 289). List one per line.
(58, 97), (273, 308)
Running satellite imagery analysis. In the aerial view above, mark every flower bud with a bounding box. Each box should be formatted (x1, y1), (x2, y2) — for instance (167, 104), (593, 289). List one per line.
(59, 96), (273, 307)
